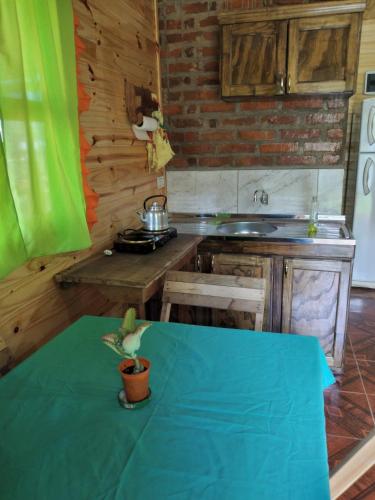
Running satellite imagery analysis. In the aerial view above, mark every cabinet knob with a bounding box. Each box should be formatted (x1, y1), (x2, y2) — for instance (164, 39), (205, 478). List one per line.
(196, 254), (201, 272)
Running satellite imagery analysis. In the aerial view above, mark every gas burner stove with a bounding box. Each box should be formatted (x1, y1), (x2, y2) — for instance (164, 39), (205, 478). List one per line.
(114, 227), (177, 254)
(141, 227), (172, 235)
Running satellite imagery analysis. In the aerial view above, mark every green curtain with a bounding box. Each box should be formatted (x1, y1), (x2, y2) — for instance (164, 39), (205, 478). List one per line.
(0, 120), (28, 278)
(0, 0), (91, 279)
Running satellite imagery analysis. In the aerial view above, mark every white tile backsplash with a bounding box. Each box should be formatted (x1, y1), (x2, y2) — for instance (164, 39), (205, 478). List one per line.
(317, 169), (344, 215)
(167, 170), (238, 213)
(166, 170), (199, 213)
(238, 169), (318, 214)
(167, 168), (344, 215)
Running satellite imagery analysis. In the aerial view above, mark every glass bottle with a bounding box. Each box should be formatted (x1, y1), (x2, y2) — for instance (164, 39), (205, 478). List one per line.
(308, 195), (318, 236)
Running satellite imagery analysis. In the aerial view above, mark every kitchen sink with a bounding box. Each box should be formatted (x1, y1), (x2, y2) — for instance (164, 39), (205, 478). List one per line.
(217, 221), (278, 236)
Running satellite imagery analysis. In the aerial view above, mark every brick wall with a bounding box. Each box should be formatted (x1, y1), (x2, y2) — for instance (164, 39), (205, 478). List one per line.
(158, 0), (349, 170)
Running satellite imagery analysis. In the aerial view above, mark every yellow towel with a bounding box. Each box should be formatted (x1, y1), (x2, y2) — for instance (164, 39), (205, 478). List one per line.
(146, 111), (175, 171)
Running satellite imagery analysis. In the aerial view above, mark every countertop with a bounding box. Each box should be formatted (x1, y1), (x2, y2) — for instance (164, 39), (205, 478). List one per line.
(170, 214), (355, 246)
(55, 234), (202, 304)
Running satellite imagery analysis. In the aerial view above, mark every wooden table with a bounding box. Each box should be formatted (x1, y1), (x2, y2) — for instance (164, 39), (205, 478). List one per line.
(55, 235), (202, 318)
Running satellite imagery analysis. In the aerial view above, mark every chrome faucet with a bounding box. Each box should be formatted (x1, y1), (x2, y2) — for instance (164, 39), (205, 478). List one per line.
(253, 189), (269, 205)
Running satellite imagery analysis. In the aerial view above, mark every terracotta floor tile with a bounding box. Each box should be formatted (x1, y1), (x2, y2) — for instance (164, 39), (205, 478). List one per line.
(326, 434), (360, 469)
(324, 390), (373, 439)
(348, 319), (375, 337)
(349, 305), (375, 318)
(368, 395), (375, 415)
(351, 334), (375, 362)
(349, 289), (375, 309)
(358, 360), (375, 396)
(349, 290), (375, 313)
(348, 323), (374, 338)
(338, 464), (375, 500)
(326, 290), (375, 499)
(348, 299), (373, 314)
(332, 358), (365, 393)
(345, 340), (355, 357)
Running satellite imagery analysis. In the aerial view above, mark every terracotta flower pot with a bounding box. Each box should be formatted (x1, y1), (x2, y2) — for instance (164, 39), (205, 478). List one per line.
(118, 357), (150, 403)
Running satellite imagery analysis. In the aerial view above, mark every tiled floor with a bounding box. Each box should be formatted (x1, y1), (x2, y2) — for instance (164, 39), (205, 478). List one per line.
(325, 288), (375, 499)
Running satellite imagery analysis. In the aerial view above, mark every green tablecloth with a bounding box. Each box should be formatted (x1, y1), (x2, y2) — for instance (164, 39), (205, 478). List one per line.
(0, 316), (334, 500)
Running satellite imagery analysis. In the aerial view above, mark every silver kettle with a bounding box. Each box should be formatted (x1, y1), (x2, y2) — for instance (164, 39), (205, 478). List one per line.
(137, 195), (169, 231)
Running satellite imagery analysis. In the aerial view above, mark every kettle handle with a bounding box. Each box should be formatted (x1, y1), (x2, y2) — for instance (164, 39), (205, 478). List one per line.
(136, 210), (146, 222)
(143, 194), (167, 210)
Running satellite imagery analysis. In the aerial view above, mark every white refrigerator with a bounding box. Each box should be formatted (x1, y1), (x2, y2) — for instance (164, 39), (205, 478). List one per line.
(352, 98), (375, 287)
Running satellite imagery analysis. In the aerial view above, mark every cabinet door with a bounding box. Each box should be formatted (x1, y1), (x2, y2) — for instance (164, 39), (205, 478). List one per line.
(221, 21), (287, 97)
(282, 258), (351, 369)
(212, 253), (272, 330)
(288, 13), (361, 94)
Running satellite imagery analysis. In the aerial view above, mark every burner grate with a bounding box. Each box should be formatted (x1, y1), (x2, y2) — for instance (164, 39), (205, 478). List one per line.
(114, 227), (177, 254)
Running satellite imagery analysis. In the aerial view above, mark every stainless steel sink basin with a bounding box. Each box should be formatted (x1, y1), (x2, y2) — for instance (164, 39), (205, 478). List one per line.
(217, 221), (278, 236)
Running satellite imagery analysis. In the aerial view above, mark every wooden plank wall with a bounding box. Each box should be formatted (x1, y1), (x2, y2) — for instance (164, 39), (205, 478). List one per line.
(0, 0), (163, 365)
(345, 0), (375, 226)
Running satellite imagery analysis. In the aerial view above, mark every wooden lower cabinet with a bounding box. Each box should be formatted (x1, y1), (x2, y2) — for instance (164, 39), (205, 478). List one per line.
(195, 244), (352, 372)
(212, 253), (272, 331)
(281, 258), (351, 371)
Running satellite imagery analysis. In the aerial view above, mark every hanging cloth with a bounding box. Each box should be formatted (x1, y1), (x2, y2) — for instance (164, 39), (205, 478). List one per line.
(146, 111), (175, 171)
(0, 0), (91, 279)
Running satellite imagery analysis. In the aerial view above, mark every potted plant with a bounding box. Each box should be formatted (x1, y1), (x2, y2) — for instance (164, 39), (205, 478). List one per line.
(102, 308), (152, 403)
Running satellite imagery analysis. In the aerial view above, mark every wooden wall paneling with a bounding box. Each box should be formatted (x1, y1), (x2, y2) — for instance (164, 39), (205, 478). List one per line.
(153, 0), (162, 105)
(0, 0), (164, 365)
(0, 336), (12, 376)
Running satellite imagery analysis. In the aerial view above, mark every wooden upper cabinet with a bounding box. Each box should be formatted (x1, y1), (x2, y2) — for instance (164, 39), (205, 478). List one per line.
(288, 14), (361, 94)
(219, 0), (365, 97)
(222, 21), (287, 97)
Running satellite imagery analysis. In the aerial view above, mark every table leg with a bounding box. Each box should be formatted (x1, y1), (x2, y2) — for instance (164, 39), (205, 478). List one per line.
(136, 303), (146, 320)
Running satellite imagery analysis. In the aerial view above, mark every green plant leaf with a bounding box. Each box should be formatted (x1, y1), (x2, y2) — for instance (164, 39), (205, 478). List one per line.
(122, 307), (136, 333)
(102, 333), (126, 357)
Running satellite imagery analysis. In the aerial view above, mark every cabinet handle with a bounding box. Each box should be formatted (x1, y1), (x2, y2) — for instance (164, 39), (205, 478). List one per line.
(368, 106), (375, 146)
(211, 255), (215, 272)
(287, 74), (291, 93)
(284, 262), (289, 276)
(278, 74), (285, 95)
(363, 157), (374, 196)
(196, 254), (201, 272)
